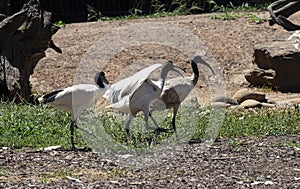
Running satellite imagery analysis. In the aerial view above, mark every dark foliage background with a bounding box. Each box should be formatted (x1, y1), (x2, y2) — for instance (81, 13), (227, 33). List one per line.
(6, 0), (275, 23)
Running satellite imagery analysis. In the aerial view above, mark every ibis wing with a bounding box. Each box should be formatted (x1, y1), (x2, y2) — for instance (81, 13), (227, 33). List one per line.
(40, 89), (64, 104)
(103, 63), (162, 103)
(47, 84), (98, 112)
(105, 95), (130, 114)
(128, 80), (160, 116)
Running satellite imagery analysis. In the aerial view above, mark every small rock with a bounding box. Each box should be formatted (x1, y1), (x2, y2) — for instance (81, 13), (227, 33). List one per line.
(245, 67), (277, 87)
(66, 176), (82, 183)
(239, 99), (262, 109)
(211, 101), (231, 108)
(130, 181), (144, 185)
(236, 181), (244, 185)
(43, 145), (61, 151)
(261, 102), (276, 108)
(251, 181), (264, 186)
(190, 178), (199, 182)
(264, 180), (274, 185)
(212, 96), (237, 105)
(232, 88), (267, 104)
(119, 154), (133, 159)
(110, 180), (119, 184)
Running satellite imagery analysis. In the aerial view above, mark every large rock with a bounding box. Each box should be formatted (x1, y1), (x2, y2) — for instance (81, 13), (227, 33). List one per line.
(252, 31), (300, 92)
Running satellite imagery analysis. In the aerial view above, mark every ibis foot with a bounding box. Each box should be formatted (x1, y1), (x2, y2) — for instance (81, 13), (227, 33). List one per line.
(154, 127), (169, 135)
(71, 145), (92, 152)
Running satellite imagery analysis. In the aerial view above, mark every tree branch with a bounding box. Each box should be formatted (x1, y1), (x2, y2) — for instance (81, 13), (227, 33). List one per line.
(268, 0), (300, 31)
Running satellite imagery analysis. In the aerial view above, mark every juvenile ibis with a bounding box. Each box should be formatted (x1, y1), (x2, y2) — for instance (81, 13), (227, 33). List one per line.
(151, 56), (215, 137)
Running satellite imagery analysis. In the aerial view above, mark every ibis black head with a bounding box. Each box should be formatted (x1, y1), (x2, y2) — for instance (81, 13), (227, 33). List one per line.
(94, 71), (109, 88)
(161, 61), (185, 78)
(192, 55), (215, 75)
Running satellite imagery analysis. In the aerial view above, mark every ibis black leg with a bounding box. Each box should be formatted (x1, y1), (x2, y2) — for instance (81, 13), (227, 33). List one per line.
(171, 115), (178, 140)
(125, 128), (130, 138)
(70, 121), (76, 150)
(148, 112), (168, 136)
(125, 117), (133, 142)
(69, 121), (92, 151)
(172, 105), (179, 140)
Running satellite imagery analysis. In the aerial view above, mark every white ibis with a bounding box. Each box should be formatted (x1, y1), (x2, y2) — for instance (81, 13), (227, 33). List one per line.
(38, 71), (110, 150)
(151, 55), (215, 137)
(103, 61), (184, 137)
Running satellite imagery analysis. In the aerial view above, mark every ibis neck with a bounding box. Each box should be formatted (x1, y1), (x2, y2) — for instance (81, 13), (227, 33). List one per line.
(192, 74), (199, 86)
(159, 67), (170, 87)
(191, 60), (199, 86)
(160, 67), (169, 81)
(96, 80), (105, 88)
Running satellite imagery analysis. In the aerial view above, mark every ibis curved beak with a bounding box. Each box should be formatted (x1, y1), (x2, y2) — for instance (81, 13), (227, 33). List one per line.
(192, 56), (215, 75)
(100, 72), (110, 85)
(102, 77), (109, 85)
(172, 65), (186, 78)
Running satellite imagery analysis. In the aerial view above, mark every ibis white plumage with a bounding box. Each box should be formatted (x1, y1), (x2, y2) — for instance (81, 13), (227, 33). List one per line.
(38, 71), (110, 150)
(103, 61), (184, 137)
(151, 55), (215, 137)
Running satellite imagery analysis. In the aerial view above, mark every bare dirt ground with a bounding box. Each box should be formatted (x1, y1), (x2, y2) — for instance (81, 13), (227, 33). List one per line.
(31, 11), (300, 103)
(1, 135), (299, 188)
(1, 12), (300, 188)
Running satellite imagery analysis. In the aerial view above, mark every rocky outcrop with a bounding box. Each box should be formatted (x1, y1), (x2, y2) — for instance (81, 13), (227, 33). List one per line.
(246, 31), (300, 92)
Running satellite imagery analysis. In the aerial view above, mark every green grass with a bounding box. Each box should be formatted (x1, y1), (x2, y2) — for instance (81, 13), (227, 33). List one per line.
(211, 1), (269, 13)
(220, 108), (300, 137)
(0, 101), (85, 149)
(54, 20), (66, 28)
(0, 100), (299, 150)
(211, 12), (239, 20)
(210, 2), (269, 22)
(211, 12), (268, 23)
(87, 5), (199, 21)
